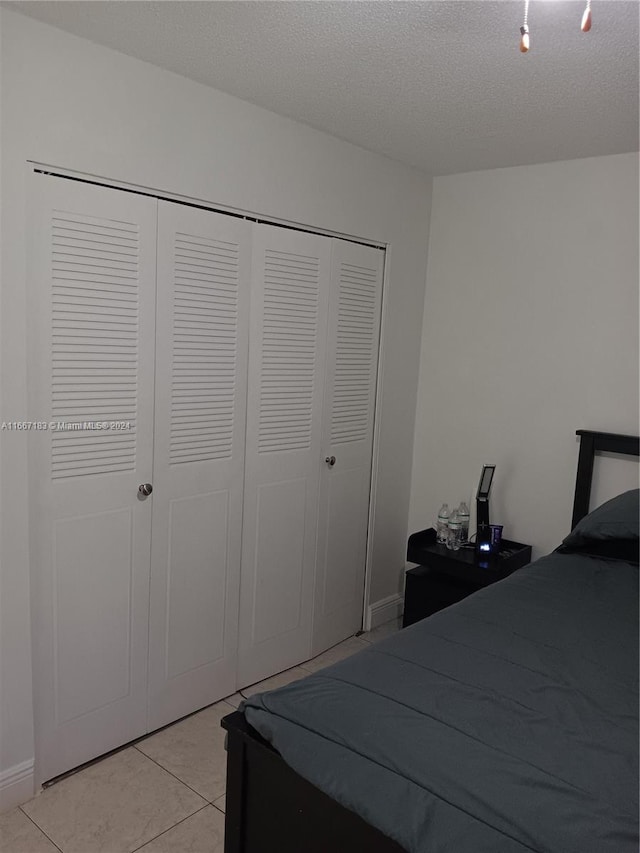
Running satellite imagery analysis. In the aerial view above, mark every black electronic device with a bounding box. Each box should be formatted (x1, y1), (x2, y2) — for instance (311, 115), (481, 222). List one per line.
(476, 464), (495, 556)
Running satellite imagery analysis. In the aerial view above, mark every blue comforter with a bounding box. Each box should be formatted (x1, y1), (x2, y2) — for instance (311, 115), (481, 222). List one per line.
(244, 552), (639, 852)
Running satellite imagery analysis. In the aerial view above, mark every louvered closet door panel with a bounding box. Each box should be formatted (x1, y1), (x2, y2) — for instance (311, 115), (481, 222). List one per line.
(312, 240), (384, 656)
(28, 174), (157, 782)
(148, 202), (251, 730)
(237, 224), (331, 687)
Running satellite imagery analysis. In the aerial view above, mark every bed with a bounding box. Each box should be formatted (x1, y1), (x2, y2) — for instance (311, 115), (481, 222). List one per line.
(221, 429), (639, 853)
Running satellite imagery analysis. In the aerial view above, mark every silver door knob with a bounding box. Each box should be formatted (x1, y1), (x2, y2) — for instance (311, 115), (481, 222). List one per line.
(138, 483), (153, 497)
(325, 456), (336, 467)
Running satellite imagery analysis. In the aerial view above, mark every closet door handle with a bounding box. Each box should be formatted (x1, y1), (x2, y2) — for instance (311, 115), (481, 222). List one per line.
(325, 456), (336, 467)
(138, 483), (153, 497)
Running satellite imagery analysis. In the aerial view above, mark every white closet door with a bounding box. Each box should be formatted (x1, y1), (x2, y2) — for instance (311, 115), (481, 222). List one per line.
(28, 175), (157, 782)
(237, 225), (331, 687)
(148, 203), (251, 730)
(312, 240), (384, 656)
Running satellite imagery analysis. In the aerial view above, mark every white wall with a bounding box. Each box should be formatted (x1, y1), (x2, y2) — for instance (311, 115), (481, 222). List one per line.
(410, 152), (639, 559)
(0, 9), (431, 805)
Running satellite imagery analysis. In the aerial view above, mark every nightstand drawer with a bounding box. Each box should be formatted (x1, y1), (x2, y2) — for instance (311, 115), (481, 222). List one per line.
(403, 566), (477, 627)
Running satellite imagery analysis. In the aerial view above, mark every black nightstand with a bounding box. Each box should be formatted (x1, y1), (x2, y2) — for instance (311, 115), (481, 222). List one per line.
(403, 528), (532, 627)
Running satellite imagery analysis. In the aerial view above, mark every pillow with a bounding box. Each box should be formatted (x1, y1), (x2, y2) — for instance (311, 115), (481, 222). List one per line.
(562, 489), (640, 553)
(557, 537), (639, 564)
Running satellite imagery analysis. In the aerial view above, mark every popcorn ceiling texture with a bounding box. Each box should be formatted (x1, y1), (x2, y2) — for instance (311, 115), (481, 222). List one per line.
(8, 0), (639, 174)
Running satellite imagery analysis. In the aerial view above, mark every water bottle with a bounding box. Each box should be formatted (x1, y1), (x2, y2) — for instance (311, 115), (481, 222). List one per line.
(457, 502), (470, 543)
(447, 510), (462, 551)
(436, 503), (450, 544)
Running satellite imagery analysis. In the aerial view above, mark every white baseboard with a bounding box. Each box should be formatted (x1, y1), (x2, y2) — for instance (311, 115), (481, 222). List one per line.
(366, 593), (403, 631)
(0, 759), (35, 814)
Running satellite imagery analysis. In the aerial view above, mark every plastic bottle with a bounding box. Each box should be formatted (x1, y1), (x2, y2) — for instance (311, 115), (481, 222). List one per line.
(447, 510), (462, 551)
(436, 503), (450, 544)
(457, 502), (470, 543)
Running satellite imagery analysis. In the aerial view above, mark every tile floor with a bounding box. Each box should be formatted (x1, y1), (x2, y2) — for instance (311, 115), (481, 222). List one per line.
(0, 619), (401, 853)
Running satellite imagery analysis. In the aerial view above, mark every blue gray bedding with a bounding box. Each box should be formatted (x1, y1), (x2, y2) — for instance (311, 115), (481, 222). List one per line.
(244, 498), (639, 852)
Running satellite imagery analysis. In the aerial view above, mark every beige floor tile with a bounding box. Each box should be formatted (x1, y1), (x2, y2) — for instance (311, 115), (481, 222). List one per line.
(136, 701), (229, 802)
(0, 807), (60, 852)
(221, 692), (242, 709)
(21, 748), (205, 853)
(212, 794), (226, 814)
(135, 805), (224, 853)
(299, 635), (370, 673)
(240, 665), (309, 699)
(363, 617), (402, 644)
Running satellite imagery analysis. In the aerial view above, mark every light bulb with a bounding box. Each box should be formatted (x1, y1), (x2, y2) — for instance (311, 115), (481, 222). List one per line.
(520, 24), (530, 52)
(581, 5), (592, 32)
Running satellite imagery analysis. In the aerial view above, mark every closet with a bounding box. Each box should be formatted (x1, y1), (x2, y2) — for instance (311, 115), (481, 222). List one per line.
(28, 173), (383, 782)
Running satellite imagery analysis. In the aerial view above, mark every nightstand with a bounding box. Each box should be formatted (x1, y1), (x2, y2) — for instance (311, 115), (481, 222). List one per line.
(403, 528), (532, 627)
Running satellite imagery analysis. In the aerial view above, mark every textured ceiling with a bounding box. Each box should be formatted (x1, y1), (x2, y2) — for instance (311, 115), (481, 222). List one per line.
(6, 0), (639, 175)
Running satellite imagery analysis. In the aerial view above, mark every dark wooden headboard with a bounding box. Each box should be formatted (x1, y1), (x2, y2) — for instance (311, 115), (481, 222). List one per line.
(572, 430), (640, 529)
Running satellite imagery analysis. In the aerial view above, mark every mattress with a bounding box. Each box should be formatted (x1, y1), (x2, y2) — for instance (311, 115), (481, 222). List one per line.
(244, 550), (639, 853)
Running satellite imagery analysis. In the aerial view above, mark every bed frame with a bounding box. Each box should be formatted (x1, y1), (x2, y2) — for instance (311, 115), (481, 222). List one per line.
(221, 429), (639, 853)
(571, 429), (639, 528)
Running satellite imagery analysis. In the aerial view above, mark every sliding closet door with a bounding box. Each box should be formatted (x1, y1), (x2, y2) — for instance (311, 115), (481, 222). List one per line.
(237, 225), (331, 687)
(28, 174), (157, 782)
(147, 202), (251, 730)
(312, 240), (384, 656)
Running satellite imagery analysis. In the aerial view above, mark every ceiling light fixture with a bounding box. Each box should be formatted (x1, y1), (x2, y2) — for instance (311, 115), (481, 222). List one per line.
(520, 0), (593, 53)
(520, 0), (529, 53)
(520, 0), (530, 52)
